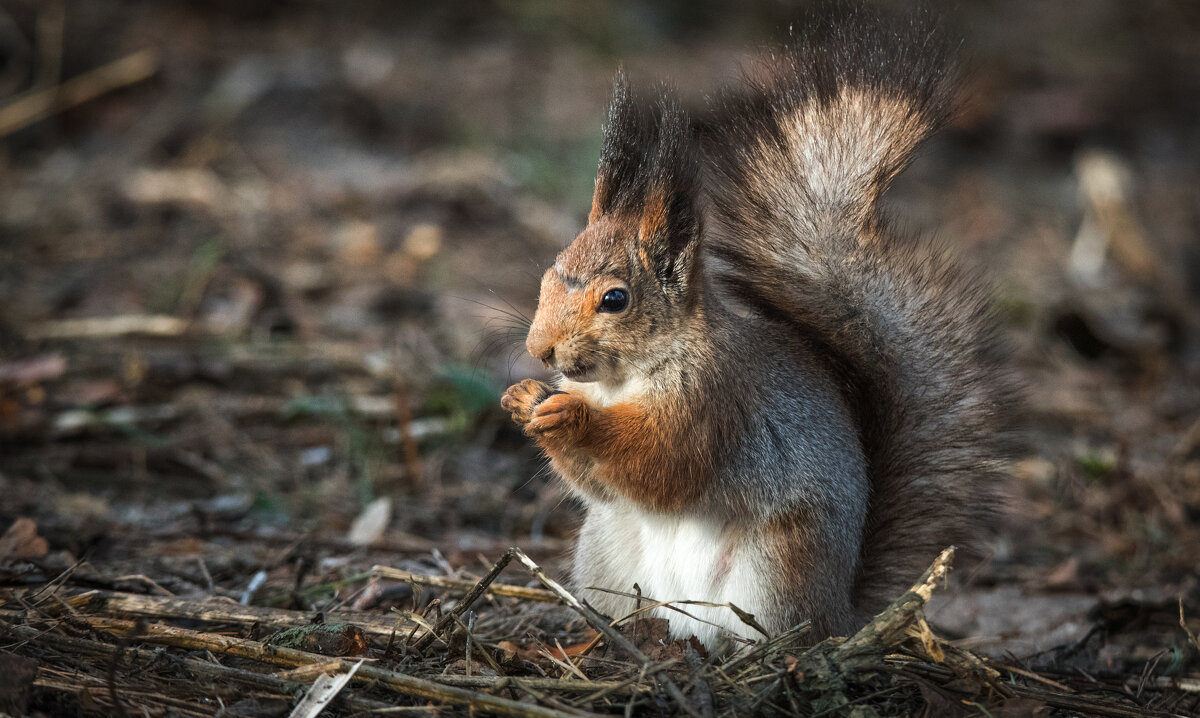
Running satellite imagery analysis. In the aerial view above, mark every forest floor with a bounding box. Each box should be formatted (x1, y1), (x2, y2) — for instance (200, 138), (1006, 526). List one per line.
(1, 1), (1198, 716)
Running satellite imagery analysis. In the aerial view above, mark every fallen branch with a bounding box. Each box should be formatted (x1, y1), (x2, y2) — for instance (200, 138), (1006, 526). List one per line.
(727, 548), (1012, 716)
(24, 314), (186, 340)
(1009, 684), (1183, 718)
(0, 48), (159, 137)
(0, 620), (396, 714)
(833, 546), (1003, 690)
(373, 563), (558, 604)
(61, 589), (410, 640)
(83, 616), (601, 718)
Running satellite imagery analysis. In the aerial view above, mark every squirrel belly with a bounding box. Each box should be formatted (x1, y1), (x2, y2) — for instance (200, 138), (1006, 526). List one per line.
(575, 503), (770, 649)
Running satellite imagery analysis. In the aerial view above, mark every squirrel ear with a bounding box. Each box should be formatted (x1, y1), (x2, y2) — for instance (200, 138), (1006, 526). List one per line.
(636, 91), (701, 296)
(590, 75), (701, 297)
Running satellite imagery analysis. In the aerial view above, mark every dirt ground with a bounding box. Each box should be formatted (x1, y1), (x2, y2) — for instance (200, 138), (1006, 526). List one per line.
(1, 1), (1199, 716)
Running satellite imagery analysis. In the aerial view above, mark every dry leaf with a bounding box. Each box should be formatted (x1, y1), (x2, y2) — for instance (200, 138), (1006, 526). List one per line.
(347, 497), (392, 546)
(0, 518), (49, 560)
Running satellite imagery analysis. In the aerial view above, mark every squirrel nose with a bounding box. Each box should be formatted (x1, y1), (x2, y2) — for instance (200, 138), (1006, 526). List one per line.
(526, 328), (556, 367)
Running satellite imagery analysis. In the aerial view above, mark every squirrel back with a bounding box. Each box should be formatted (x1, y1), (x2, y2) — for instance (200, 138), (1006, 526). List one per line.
(703, 8), (1010, 615)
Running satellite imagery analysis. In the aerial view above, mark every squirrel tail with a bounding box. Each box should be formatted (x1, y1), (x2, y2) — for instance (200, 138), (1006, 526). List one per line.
(704, 7), (1013, 614)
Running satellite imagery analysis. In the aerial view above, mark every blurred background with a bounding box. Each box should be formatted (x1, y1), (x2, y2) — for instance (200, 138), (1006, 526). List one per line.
(0, 0), (1198, 652)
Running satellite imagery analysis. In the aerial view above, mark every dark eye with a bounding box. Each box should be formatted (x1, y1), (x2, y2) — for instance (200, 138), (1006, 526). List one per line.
(598, 288), (629, 313)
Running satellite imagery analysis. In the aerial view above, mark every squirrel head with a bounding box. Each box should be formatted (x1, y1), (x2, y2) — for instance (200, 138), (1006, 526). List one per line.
(526, 75), (702, 386)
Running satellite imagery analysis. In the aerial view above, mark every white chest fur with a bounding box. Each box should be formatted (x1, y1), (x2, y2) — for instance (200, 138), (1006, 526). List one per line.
(559, 374), (654, 408)
(574, 502), (772, 649)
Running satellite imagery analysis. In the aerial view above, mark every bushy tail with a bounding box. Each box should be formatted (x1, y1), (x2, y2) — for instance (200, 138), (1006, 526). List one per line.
(704, 7), (1013, 614)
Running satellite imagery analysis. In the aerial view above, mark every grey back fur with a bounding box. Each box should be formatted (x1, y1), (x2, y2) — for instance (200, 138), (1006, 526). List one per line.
(702, 6), (1013, 614)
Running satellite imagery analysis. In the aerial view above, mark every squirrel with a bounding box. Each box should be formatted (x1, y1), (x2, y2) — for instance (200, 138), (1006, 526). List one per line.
(501, 9), (1011, 650)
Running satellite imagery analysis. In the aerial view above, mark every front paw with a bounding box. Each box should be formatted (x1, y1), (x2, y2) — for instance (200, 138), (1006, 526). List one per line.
(526, 392), (589, 441)
(501, 378), (556, 426)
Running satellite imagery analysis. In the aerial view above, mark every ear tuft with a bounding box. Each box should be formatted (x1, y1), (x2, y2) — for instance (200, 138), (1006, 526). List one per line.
(637, 88), (701, 294)
(591, 70), (655, 223)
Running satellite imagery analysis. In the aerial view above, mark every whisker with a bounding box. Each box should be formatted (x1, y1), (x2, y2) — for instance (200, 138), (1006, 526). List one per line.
(467, 324), (532, 372)
(504, 344), (528, 381)
(516, 455), (555, 494)
(447, 293), (533, 328)
(487, 288), (533, 325)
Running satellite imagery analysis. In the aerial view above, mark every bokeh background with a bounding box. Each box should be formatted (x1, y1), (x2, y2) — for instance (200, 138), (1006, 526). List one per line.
(1, 0), (1198, 657)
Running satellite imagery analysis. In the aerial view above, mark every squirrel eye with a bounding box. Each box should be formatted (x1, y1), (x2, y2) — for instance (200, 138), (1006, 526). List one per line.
(598, 288), (629, 313)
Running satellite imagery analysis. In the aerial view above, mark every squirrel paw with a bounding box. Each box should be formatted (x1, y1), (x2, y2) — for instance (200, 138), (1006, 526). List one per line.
(501, 378), (557, 426)
(525, 392), (589, 441)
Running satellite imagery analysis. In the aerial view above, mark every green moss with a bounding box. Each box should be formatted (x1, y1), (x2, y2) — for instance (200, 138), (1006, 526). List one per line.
(424, 364), (500, 431)
(1077, 450), (1117, 482)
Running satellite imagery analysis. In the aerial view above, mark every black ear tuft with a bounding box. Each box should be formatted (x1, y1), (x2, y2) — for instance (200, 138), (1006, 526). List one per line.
(590, 70), (656, 223)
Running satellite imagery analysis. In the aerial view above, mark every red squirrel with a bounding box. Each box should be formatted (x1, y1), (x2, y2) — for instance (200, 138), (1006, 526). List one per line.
(501, 9), (1010, 649)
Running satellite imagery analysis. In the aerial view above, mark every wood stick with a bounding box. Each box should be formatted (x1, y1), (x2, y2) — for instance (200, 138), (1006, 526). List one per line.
(993, 662), (1074, 692)
(1, 620), (395, 713)
(55, 607), (643, 696)
(1127, 675), (1200, 694)
(61, 589), (411, 639)
(1009, 684), (1180, 718)
(25, 314), (188, 340)
(410, 548), (528, 652)
(837, 546), (956, 659)
(373, 563), (558, 604)
(833, 546), (1002, 693)
(902, 660), (1188, 716)
(83, 617), (601, 718)
(432, 675), (647, 694)
(0, 48), (159, 137)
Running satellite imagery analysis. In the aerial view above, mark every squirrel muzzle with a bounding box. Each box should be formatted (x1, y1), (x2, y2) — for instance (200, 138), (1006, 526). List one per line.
(525, 262), (624, 384)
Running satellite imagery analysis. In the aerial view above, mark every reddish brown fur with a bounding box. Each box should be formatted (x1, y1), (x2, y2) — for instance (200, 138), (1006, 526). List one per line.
(575, 400), (710, 511)
(588, 176), (610, 225)
(506, 378), (719, 512)
(638, 191), (669, 243)
(763, 510), (857, 638)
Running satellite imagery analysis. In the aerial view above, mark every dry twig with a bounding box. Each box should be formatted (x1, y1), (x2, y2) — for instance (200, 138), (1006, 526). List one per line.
(61, 589), (409, 639)
(0, 620), (397, 713)
(0, 48), (159, 137)
(80, 617), (602, 718)
(373, 562), (557, 604)
(409, 547), (530, 651)
(1181, 597), (1200, 658)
